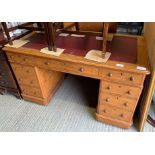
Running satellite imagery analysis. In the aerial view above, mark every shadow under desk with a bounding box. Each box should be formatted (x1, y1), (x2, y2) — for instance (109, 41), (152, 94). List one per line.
(2, 32), (150, 129)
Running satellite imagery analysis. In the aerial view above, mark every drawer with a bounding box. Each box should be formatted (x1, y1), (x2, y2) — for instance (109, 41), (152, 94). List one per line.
(11, 64), (40, 88)
(20, 84), (43, 98)
(7, 53), (99, 78)
(99, 68), (145, 86)
(99, 92), (137, 112)
(101, 81), (142, 99)
(42, 59), (99, 77)
(98, 104), (133, 122)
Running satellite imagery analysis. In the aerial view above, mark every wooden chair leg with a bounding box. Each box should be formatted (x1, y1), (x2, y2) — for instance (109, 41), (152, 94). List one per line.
(75, 22), (79, 31)
(46, 22), (57, 52)
(43, 22), (53, 51)
(102, 22), (109, 58)
(1, 22), (13, 45)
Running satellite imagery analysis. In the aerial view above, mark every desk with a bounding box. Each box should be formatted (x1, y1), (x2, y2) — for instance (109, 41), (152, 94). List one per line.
(3, 33), (150, 129)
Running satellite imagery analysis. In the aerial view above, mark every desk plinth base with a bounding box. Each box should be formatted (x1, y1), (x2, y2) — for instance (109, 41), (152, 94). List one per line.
(96, 113), (132, 129)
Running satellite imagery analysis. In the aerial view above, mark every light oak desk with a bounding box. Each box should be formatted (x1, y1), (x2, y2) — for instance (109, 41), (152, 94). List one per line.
(3, 33), (150, 129)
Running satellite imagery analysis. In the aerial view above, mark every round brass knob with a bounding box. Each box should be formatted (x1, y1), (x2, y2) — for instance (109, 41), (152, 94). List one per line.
(44, 62), (50, 65)
(129, 77), (134, 81)
(79, 68), (84, 72)
(108, 73), (112, 77)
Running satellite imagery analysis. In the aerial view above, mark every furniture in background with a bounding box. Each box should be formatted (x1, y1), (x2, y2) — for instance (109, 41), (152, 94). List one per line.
(0, 47), (21, 98)
(0, 23), (33, 98)
(3, 32), (150, 129)
(117, 22), (144, 35)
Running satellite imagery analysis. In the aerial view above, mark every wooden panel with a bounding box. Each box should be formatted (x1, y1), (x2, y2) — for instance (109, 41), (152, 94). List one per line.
(138, 23), (155, 131)
(144, 22), (155, 70)
(100, 80), (142, 99)
(99, 92), (137, 112)
(138, 71), (155, 131)
(35, 67), (64, 98)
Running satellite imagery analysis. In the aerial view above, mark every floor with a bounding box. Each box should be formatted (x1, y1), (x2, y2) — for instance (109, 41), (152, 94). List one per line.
(0, 75), (154, 132)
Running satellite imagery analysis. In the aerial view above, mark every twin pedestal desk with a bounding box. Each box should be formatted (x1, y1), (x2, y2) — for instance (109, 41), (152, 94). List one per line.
(2, 33), (150, 129)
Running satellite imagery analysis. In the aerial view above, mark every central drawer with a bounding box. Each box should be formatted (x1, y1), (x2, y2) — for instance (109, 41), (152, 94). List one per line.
(7, 53), (99, 78)
(101, 81), (142, 99)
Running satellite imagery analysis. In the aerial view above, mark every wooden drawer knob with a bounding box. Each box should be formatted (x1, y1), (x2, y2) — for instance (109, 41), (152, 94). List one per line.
(30, 80), (34, 84)
(106, 86), (111, 90)
(105, 98), (110, 102)
(129, 77), (134, 81)
(79, 68), (84, 72)
(103, 109), (107, 113)
(23, 58), (27, 61)
(120, 113), (124, 118)
(123, 102), (128, 107)
(44, 62), (50, 65)
(26, 70), (30, 73)
(108, 73), (112, 77)
(127, 90), (131, 95)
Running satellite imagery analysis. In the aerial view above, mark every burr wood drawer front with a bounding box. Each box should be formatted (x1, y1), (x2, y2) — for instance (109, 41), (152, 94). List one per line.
(99, 92), (137, 112)
(20, 84), (43, 98)
(99, 68), (145, 86)
(98, 104), (133, 122)
(101, 81), (142, 99)
(11, 64), (40, 88)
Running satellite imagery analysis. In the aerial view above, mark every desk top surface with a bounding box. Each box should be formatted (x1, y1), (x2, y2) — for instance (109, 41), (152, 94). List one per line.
(3, 32), (150, 75)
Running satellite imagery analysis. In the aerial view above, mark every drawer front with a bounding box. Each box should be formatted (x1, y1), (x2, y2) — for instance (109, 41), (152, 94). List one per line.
(100, 68), (144, 86)
(101, 81), (141, 99)
(20, 84), (43, 98)
(7, 53), (99, 78)
(43, 60), (99, 78)
(11, 64), (40, 88)
(98, 104), (133, 122)
(99, 92), (137, 112)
